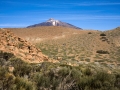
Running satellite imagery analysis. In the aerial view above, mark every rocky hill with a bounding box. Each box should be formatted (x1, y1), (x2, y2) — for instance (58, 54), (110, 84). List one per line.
(0, 28), (50, 63)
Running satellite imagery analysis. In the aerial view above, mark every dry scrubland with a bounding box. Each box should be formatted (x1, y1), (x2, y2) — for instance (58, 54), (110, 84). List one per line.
(7, 26), (120, 66)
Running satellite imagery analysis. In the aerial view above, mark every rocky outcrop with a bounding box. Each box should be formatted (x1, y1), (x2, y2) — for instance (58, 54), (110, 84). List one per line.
(0, 28), (50, 63)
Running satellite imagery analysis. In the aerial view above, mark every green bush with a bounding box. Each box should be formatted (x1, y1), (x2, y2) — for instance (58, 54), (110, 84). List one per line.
(14, 77), (34, 90)
(0, 66), (14, 90)
(10, 58), (32, 77)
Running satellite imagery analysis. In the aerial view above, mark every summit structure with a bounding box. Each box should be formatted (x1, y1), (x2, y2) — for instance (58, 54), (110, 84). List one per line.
(47, 18), (59, 26)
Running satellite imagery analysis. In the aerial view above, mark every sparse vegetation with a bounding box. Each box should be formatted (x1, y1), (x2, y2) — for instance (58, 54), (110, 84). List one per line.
(7, 27), (120, 65)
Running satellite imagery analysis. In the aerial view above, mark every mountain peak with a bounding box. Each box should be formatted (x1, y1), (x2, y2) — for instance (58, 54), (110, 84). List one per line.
(47, 18), (56, 21)
(27, 18), (82, 29)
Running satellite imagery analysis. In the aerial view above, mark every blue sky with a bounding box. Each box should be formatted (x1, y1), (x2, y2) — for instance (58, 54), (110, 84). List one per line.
(0, 0), (120, 30)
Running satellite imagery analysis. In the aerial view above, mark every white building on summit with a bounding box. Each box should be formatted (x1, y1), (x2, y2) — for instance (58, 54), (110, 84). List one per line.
(47, 18), (59, 26)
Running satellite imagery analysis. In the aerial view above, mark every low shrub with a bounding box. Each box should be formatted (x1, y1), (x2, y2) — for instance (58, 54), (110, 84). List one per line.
(100, 33), (106, 36)
(96, 50), (109, 54)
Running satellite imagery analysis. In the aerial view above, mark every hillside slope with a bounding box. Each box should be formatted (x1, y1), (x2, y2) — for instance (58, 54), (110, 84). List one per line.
(7, 27), (120, 66)
(8, 26), (83, 42)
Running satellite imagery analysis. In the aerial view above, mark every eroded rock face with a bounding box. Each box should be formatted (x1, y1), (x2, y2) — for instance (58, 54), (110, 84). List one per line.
(0, 29), (49, 63)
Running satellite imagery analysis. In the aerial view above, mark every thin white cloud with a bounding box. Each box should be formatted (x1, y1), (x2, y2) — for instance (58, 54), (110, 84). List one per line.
(1, 14), (120, 21)
(0, 15), (28, 18)
(2, 1), (120, 8)
(32, 10), (103, 14)
(2, 1), (51, 7)
(64, 2), (120, 6)
(0, 24), (28, 27)
(59, 15), (120, 20)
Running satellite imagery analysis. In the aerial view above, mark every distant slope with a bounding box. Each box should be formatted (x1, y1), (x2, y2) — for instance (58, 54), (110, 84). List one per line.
(8, 26), (85, 43)
(7, 26), (120, 66)
(27, 18), (82, 29)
